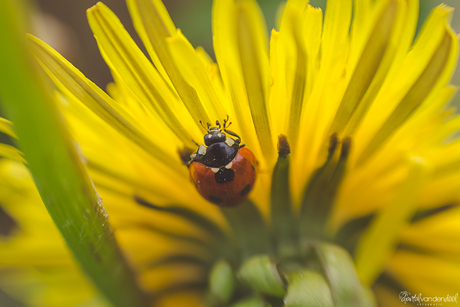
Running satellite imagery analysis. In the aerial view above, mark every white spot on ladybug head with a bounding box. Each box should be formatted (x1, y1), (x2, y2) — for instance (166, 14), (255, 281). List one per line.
(211, 167), (219, 173)
(198, 145), (206, 156)
(205, 134), (211, 138)
(225, 137), (235, 147)
(218, 133), (223, 138)
(225, 162), (233, 169)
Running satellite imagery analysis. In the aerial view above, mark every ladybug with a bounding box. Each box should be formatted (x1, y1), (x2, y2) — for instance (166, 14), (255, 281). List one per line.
(188, 117), (258, 207)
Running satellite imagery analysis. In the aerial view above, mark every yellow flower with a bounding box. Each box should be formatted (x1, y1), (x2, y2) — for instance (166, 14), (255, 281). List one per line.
(0, 0), (459, 306)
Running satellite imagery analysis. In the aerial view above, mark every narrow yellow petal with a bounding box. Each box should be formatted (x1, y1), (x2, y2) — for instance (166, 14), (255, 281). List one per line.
(0, 144), (24, 163)
(195, 47), (227, 110)
(355, 157), (427, 285)
(268, 29), (287, 137)
(350, 0), (372, 41)
(321, 0), (352, 68)
(236, 0), (274, 160)
(28, 35), (181, 172)
(213, 0), (272, 167)
(329, 0), (399, 136)
(126, 0), (175, 81)
(356, 5), (458, 164)
(87, 3), (198, 144)
(165, 30), (225, 120)
(303, 5), (322, 103)
(0, 117), (17, 138)
(388, 251), (460, 297)
(275, 0), (309, 144)
(126, 0), (212, 125)
(400, 206), (460, 257)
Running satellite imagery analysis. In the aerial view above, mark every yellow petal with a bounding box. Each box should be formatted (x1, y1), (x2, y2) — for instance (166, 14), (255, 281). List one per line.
(357, 5), (458, 164)
(275, 0), (310, 144)
(388, 250), (460, 297)
(126, 0), (212, 125)
(400, 206), (460, 257)
(165, 30), (226, 120)
(330, 0), (401, 136)
(235, 0), (274, 159)
(28, 35), (182, 173)
(355, 157), (427, 285)
(0, 117), (17, 138)
(126, 0), (176, 81)
(321, 0), (352, 68)
(213, 0), (273, 167)
(0, 144), (24, 163)
(350, 0), (372, 41)
(87, 3), (198, 144)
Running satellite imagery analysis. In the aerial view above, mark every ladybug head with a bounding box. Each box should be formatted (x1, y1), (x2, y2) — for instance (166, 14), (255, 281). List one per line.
(202, 120), (227, 146)
(199, 116), (242, 148)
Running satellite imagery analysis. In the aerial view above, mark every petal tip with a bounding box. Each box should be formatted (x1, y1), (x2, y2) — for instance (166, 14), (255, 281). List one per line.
(435, 4), (455, 19)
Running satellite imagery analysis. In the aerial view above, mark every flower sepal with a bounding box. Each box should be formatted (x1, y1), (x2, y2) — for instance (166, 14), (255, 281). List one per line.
(207, 242), (375, 306)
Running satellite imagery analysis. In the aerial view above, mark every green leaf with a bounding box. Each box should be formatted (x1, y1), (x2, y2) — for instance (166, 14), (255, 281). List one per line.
(0, 1), (147, 306)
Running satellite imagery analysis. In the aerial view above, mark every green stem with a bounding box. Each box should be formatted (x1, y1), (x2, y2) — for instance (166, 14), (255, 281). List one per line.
(0, 1), (147, 306)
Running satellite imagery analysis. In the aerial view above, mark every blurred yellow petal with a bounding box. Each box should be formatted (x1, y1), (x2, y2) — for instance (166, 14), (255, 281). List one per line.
(355, 157), (427, 285)
(0, 117), (16, 138)
(0, 144), (24, 162)
(388, 251), (460, 297)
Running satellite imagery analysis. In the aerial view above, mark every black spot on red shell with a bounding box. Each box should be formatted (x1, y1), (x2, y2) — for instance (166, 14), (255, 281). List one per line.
(209, 196), (223, 203)
(240, 184), (251, 196)
(215, 167), (235, 184)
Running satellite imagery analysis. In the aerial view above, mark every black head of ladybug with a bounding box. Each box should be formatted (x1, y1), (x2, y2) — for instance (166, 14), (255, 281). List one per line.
(190, 117), (245, 168)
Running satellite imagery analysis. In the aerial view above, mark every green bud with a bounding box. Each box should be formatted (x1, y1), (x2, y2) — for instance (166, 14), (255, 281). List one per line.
(314, 243), (377, 307)
(209, 259), (236, 303)
(284, 270), (334, 307)
(238, 255), (286, 297)
(230, 295), (271, 307)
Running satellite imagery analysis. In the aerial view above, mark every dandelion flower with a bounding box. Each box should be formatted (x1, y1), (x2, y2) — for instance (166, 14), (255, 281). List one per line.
(0, 0), (459, 306)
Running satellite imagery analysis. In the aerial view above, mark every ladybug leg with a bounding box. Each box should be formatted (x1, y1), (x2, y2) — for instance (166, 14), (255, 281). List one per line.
(224, 129), (241, 144)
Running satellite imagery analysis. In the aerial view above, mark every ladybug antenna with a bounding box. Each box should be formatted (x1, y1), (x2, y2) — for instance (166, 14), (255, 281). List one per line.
(207, 122), (211, 130)
(191, 139), (200, 147)
(223, 115), (230, 128)
(216, 120), (221, 129)
(199, 120), (207, 131)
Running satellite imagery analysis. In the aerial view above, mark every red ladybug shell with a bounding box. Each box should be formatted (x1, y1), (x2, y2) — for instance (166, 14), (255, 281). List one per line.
(189, 148), (258, 207)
